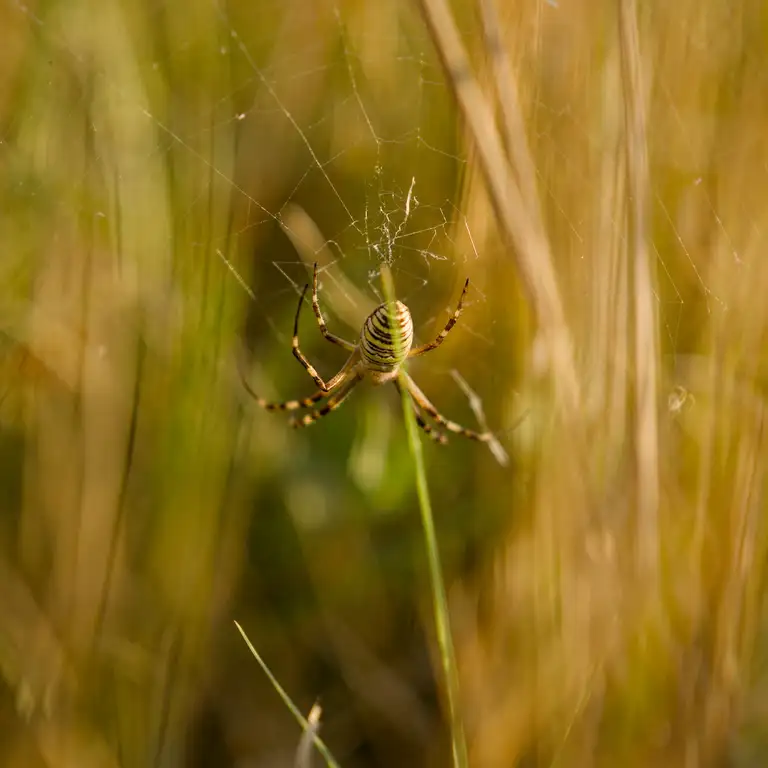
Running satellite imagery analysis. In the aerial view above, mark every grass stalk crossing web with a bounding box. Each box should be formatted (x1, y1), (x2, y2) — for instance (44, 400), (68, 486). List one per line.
(380, 263), (468, 768)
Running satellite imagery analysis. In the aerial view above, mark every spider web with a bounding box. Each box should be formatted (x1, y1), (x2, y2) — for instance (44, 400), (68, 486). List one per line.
(180, 0), (505, 457)
(213, 5), (481, 319)
(2, 0), (722, 452)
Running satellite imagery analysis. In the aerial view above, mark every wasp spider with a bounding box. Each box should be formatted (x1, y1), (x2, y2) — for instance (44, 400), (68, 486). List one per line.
(240, 263), (495, 445)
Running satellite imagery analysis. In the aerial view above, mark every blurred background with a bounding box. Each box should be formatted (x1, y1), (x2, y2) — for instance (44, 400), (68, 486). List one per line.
(0, 0), (767, 766)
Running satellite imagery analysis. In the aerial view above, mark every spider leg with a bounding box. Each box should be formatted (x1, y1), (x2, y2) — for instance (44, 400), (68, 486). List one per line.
(238, 345), (357, 411)
(292, 282), (355, 390)
(312, 263), (356, 351)
(393, 377), (448, 444)
(408, 278), (470, 358)
(242, 380), (325, 411)
(401, 370), (493, 442)
(291, 372), (363, 429)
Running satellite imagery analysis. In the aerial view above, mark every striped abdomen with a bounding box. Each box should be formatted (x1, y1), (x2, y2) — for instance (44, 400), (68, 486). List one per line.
(360, 301), (414, 380)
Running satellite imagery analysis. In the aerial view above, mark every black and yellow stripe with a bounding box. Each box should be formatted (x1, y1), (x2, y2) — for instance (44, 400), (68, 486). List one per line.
(311, 264), (357, 352)
(401, 371), (493, 443)
(237, 350), (329, 411)
(408, 278), (470, 358)
(291, 373), (363, 429)
(247, 387), (325, 412)
(394, 378), (448, 444)
(360, 301), (414, 372)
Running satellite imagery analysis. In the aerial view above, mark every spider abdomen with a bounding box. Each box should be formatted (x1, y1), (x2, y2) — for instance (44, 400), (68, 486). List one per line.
(360, 300), (414, 381)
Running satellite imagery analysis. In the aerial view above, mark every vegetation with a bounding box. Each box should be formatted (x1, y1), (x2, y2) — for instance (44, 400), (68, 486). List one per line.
(0, 0), (767, 766)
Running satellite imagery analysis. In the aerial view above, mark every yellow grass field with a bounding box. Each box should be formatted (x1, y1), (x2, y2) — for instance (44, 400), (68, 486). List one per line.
(0, 1), (766, 766)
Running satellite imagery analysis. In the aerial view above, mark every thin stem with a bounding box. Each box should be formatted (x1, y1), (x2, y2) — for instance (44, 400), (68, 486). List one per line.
(235, 621), (341, 768)
(380, 264), (468, 768)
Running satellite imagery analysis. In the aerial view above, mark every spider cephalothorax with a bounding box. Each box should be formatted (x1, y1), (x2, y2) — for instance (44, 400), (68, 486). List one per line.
(240, 263), (493, 445)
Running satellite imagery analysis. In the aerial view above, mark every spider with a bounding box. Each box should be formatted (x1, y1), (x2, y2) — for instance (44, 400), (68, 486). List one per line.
(239, 263), (495, 445)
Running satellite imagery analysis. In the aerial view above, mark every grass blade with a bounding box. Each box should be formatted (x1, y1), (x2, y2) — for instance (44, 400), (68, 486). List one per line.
(380, 264), (468, 768)
(234, 621), (341, 768)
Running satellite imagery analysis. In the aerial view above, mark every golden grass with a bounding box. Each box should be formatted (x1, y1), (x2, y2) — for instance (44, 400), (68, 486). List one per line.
(425, 1), (768, 765)
(0, 0), (766, 766)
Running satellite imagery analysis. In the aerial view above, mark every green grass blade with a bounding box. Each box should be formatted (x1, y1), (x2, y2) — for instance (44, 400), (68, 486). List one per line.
(380, 264), (468, 768)
(234, 621), (341, 768)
